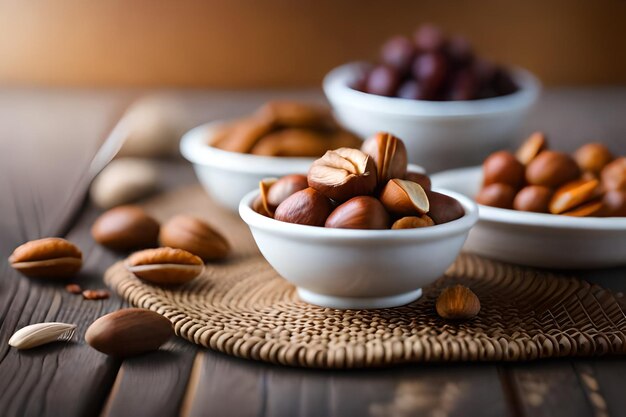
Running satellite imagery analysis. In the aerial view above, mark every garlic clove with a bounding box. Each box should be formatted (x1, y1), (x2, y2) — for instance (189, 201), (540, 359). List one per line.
(9, 322), (77, 350)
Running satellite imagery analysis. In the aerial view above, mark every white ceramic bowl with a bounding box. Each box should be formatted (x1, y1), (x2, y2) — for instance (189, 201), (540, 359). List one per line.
(239, 189), (478, 309)
(432, 166), (626, 269)
(323, 62), (541, 172)
(180, 121), (315, 211)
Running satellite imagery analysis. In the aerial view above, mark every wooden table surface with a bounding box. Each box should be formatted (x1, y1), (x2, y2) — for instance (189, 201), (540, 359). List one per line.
(1, 87), (625, 417)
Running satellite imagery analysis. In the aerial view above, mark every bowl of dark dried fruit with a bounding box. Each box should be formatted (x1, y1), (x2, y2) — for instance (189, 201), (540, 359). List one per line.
(323, 24), (540, 172)
(239, 133), (478, 309)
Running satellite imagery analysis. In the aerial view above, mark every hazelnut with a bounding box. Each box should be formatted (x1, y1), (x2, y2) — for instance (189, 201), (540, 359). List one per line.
(9, 237), (82, 279)
(274, 188), (334, 226)
(379, 179), (429, 216)
(91, 205), (160, 251)
(526, 151), (581, 188)
(360, 132), (408, 184)
(85, 308), (173, 357)
(325, 196), (390, 229)
(513, 185), (553, 213)
(391, 215), (435, 229)
(482, 151), (525, 188)
(266, 174), (309, 212)
(600, 190), (626, 217)
(475, 183), (517, 209)
(436, 285), (481, 320)
(126, 247), (204, 285)
(425, 191), (465, 224)
(404, 171), (432, 190)
(601, 157), (626, 191)
(307, 148), (377, 202)
(562, 200), (604, 217)
(159, 215), (230, 261)
(574, 143), (613, 174)
(549, 178), (602, 214)
(515, 132), (547, 165)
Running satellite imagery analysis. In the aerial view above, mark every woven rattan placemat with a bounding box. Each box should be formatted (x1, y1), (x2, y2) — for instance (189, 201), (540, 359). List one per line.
(104, 185), (626, 368)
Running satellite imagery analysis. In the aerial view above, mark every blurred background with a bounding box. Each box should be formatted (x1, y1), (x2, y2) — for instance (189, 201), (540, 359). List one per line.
(1, 0), (625, 88)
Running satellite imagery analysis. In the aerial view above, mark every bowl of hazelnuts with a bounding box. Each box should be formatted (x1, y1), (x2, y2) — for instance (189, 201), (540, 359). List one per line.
(431, 132), (626, 269)
(239, 133), (478, 309)
(323, 24), (540, 172)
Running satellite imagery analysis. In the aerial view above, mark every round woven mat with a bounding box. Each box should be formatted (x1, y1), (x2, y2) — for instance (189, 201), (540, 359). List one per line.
(104, 185), (626, 368)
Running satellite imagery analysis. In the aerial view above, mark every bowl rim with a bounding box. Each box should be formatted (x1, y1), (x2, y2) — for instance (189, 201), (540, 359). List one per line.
(180, 120), (317, 175)
(431, 165), (626, 230)
(323, 61), (541, 118)
(239, 187), (478, 241)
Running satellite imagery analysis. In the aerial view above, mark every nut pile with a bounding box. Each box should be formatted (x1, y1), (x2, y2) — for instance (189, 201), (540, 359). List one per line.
(209, 101), (361, 156)
(253, 132), (465, 229)
(476, 132), (626, 217)
(353, 24), (518, 101)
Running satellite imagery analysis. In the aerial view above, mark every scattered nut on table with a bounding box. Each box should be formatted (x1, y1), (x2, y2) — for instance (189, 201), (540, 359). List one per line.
(159, 215), (230, 261)
(9, 322), (77, 350)
(436, 285), (481, 320)
(126, 247), (204, 285)
(85, 308), (173, 357)
(9, 237), (82, 279)
(91, 205), (160, 251)
(90, 157), (159, 209)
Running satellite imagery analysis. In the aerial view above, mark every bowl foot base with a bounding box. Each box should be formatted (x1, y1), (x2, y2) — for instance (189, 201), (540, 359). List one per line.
(296, 288), (423, 310)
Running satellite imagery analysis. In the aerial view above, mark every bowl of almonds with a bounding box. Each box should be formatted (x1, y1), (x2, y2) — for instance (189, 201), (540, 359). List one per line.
(239, 133), (478, 309)
(181, 101), (362, 211)
(431, 132), (626, 268)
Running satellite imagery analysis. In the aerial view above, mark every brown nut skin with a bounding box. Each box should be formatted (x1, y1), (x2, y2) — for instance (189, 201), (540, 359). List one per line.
(91, 205), (160, 251)
(482, 151), (525, 189)
(549, 178), (601, 214)
(379, 179), (429, 216)
(126, 247), (204, 285)
(159, 215), (230, 261)
(85, 308), (173, 357)
(266, 174), (309, 212)
(526, 151), (581, 188)
(436, 285), (481, 320)
(391, 215), (435, 229)
(252, 195), (273, 218)
(426, 191), (465, 224)
(601, 157), (626, 191)
(325, 196), (390, 229)
(513, 185), (553, 213)
(404, 171), (432, 190)
(600, 190), (626, 217)
(475, 183), (517, 209)
(249, 129), (333, 157)
(516, 131), (547, 165)
(274, 188), (334, 227)
(360, 132), (408, 185)
(9, 237), (82, 279)
(307, 148), (377, 202)
(574, 143), (613, 175)
(255, 101), (336, 129)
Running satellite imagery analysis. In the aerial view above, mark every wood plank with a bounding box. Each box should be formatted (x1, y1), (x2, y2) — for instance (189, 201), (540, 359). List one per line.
(0, 90), (133, 417)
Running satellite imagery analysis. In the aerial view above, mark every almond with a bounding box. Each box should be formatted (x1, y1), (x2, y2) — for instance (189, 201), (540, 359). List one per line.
(159, 215), (230, 261)
(126, 247), (203, 285)
(91, 205), (160, 251)
(9, 238), (82, 279)
(549, 178), (602, 214)
(85, 308), (173, 357)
